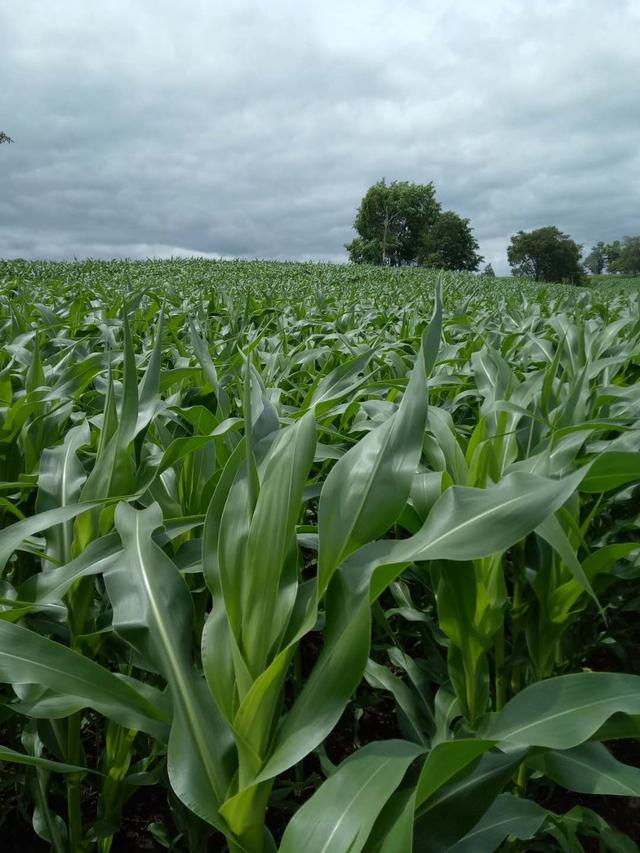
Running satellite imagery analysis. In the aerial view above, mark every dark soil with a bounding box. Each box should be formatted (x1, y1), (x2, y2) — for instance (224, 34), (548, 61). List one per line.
(3, 817), (49, 853)
(324, 690), (401, 765)
(111, 784), (177, 851)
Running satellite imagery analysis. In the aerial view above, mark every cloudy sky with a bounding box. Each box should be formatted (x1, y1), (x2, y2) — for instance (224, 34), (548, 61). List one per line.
(1, 0), (639, 272)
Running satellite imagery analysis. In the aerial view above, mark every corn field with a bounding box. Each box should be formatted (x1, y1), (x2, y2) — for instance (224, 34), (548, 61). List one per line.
(1, 259), (640, 852)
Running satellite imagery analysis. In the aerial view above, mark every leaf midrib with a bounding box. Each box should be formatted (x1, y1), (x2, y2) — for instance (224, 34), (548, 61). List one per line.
(132, 514), (224, 804)
(317, 758), (392, 853)
(493, 689), (640, 742)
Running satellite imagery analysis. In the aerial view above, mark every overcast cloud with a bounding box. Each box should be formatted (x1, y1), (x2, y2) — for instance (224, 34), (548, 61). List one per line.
(1, 0), (639, 272)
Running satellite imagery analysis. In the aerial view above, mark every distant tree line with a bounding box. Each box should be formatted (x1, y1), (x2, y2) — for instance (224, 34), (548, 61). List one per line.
(584, 238), (640, 277)
(348, 180), (640, 283)
(507, 229), (640, 283)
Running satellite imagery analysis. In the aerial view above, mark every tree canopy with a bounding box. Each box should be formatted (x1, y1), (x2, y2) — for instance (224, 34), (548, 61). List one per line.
(610, 236), (640, 276)
(346, 179), (481, 270)
(420, 210), (483, 271)
(0, 131), (14, 144)
(605, 240), (622, 271)
(582, 237), (640, 277)
(507, 226), (583, 284)
(584, 241), (607, 275)
(346, 179), (441, 266)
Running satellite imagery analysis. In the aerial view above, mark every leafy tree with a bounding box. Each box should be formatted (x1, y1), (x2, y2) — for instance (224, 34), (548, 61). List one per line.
(610, 236), (640, 276)
(584, 241), (607, 275)
(419, 210), (483, 271)
(346, 179), (441, 266)
(346, 180), (483, 270)
(482, 262), (496, 277)
(0, 131), (14, 144)
(586, 238), (640, 276)
(605, 240), (622, 270)
(507, 226), (583, 284)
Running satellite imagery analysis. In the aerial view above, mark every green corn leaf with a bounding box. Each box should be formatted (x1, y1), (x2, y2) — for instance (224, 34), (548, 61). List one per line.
(447, 793), (549, 853)
(279, 740), (424, 853)
(242, 411), (316, 673)
(137, 305), (165, 432)
(528, 741), (640, 796)
(305, 348), (374, 413)
(536, 513), (602, 614)
(317, 284), (441, 593)
(343, 468), (585, 605)
(35, 421), (90, 563)
(579, 450), (640, 493)
(18, 533), (122, 605)
(188, 315), (219, 391)
(413, 747), (528, 852)
(483, 671), (640, 748)
(365, 787), (417, 853)
(365, 658), (431, 746)
(415, 739), (498, 806)
(0, 744), (97, 776)
(0, 501), (110, 571)
(256, 573), (371, 782)
(0, 621), (169, 740)
(107, 502), (235, 831)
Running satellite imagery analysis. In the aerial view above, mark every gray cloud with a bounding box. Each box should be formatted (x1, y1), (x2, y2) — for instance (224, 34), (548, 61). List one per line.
(1, 0), (639, 272)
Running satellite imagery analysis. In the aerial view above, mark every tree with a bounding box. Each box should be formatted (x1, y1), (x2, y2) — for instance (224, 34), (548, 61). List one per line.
(584, 241), (607, 275)
(605, 240), (622, 271)
(610, 236), (640, 276)
(346, 180), (483, 270)
(507, 226), (583, 284)
(482, 262), (496, 277)
(419, 210), (483, 271)
(0, 131), (14, 144)
(346, 179), (441, 266)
